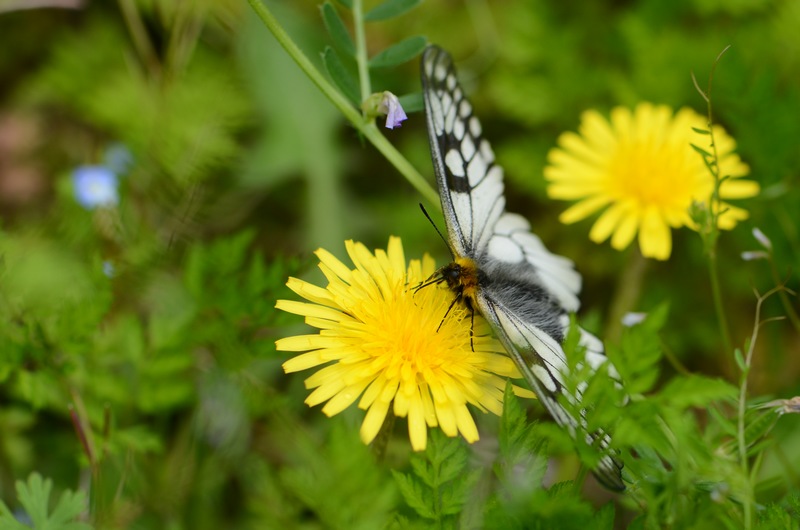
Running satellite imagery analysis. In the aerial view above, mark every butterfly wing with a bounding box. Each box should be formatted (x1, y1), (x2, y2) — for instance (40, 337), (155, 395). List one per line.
(421, 45), (624, 490)
(421, 46), (581, 311)
(478, 295), (624, 491)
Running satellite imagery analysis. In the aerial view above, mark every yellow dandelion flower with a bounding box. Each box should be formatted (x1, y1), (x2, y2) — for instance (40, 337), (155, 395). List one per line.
(275, 236), (534, 451)
(544, 102), (759, 260)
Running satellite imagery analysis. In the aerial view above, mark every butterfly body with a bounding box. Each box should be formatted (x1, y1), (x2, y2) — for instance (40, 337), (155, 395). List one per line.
(421, 45), (624, 491)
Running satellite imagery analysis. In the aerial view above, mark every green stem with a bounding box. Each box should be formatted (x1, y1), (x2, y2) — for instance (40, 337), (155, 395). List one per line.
(708, 249), (733, 356)
(737, 292), (767, 530)
(769, 258), (800, 333)
(246, 0), (439, 207)
(117, 0), (161, 77)
(352, 0), (371, 104)
(605, 248), (648, 342)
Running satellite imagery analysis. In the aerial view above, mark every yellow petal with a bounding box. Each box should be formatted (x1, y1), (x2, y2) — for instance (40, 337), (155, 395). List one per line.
(360, 399), (390, 445)
(559, 196), (611, 223)
(282, 350), (326, 372)
(610, 211), (639, 251)
(589, 203), (626, 243)
(305, 378), (345, 407)
(638, 207), (672, 260)
(455, 404), (479, 443)
(315, 246), (353, 283)
(407, 390), (428, 451)
(275, 334), (342, 352)
(286, 277), (334, 306)
(321, 379), (370, 416)
(275, 300), (345, 322)
(720, 179), (759, 199)
(435, 400), (457, 436)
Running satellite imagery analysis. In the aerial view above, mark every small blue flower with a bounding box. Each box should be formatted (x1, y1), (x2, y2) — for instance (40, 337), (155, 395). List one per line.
(73, 166), (119, 209)
(379, 91), (408, 129)
(102, 261), (115, 278)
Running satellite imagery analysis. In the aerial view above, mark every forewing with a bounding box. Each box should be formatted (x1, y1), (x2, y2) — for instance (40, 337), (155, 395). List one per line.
(421, 46), (582, 309)
(477, 292), (625, 491)
(421, 45), (505, 257)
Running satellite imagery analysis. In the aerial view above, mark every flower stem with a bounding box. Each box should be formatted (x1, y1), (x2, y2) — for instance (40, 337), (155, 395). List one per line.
(246, 0), (440, 207)
(708, 250), (733, 356)
(736, 290), (770, 530)
(352, 0), (371, 105)
(769, 258), (800, 333)
(605, 248), (648, 342)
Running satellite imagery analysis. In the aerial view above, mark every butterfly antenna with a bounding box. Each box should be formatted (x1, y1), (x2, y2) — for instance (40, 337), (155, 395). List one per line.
(419, 203), (455, 259)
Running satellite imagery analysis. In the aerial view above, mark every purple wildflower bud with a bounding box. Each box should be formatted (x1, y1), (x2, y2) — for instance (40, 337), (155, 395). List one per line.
(73, 165), (119, 209)
(379, 91), (407, 129)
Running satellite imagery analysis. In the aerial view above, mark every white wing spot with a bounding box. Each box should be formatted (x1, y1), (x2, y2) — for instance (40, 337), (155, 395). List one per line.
(459, 99), (472, 118)
(454, 118), (465, 140)
(441, 92), (453, 112)
(445, 105), (457, 131)
(466, 153), (487, 186)
(461, 135), (475, 161)
(479, 139), (495, 163)
(470, 117), (481, 137)
(531, 365), (558, 392)
(445, 149), (465, 177)
(447, 74), (457, 90)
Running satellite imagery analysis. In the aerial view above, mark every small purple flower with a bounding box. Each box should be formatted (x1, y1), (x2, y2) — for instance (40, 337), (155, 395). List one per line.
(379, 91), (407, 129)
(73, 165), (119, 209)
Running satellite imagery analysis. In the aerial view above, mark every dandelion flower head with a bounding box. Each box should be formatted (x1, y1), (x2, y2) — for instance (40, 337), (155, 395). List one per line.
(275, 237), (532, 451)
(545, 103), (759, 260)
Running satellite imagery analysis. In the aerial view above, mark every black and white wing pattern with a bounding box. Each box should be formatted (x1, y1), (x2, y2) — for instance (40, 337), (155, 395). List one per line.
(421, 45), (624, 491)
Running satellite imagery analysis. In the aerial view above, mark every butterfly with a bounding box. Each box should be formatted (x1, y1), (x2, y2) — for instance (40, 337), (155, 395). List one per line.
(420, 45), (624, 491)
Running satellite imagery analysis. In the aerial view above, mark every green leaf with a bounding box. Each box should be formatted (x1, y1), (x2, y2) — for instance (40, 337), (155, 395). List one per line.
(369, 36), (427, 68)
(744, 409), (780, 453)
(733, 348), (747, 372)
(322, 46), (360, 105)
(658, 375), (736, 409)
(594, 502), (616, 530)
(499, 382), (529, 456)
(690, 143), (713, 159)
(692, 127), (711, 135)
(439, 468), (480, 515)
(0, 473), (91, 530)
(335, 0), (352, 8)
(397, 92), (423, 113)
(409, 458), (435, 488)
(391, 471), (436, 520)
(320, 2), (355, 57)
(364, 0), (422, 21)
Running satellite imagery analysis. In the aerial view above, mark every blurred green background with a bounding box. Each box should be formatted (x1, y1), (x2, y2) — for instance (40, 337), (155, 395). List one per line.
(0, 0), (798, 527)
